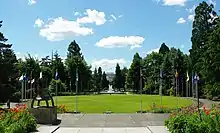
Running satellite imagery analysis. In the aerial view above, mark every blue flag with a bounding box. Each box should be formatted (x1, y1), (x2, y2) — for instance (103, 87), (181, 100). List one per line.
(55, 71), (59, 80)
(23, 74), (28, 81)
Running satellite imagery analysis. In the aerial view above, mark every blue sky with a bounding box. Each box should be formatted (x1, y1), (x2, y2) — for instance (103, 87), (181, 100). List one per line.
(0, 0), (218, 72)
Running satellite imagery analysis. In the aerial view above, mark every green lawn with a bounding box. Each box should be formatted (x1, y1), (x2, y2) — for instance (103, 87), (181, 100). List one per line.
(37, 95), (193, 113)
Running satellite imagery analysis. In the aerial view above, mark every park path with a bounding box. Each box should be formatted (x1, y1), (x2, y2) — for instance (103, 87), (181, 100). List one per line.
(34, 113), (170, 133)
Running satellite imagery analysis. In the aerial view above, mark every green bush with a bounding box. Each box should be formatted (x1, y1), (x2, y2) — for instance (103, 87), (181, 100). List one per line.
(49, 79), (67, 93)
(165, 106), (220, 133)
(10, 92), (21, 102)
(0, 104), (37, 133)
(169, 87), (174, 96)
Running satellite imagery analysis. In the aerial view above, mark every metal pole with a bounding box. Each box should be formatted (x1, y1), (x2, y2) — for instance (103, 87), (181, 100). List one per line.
(192, 72), (194, 98)
(140, 68), (143, 113)
(56, 81), (58, 106)
(195, 75), (202, 121)
(21, 80), (24, 103)
(186, 81), (188, 97)
(176, 74), (179, 107)
(160, 69), (162, 109)
(24, 80), (26, 101)
(75, 68), (78, 112)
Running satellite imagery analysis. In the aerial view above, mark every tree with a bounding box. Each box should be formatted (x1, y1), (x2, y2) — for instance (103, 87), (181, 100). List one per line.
(114, 63), (122, 91)
(0, 21), (18, 102)
(189, 1), (214, 79)
(159, 43), (170, 55)
(161, 53), (173, 95)
(51, 51), (65, 82)
(121, 67), (128, 91)
(126, 53), (142, 93)
(97, 67), (102, 92)
(93, 68), (99, 92)
(142, 52), (163, 94)
(102, 72), (109, 90)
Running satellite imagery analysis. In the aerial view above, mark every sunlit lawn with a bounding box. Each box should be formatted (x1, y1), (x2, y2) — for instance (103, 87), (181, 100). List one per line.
(36, 94), (193, 113)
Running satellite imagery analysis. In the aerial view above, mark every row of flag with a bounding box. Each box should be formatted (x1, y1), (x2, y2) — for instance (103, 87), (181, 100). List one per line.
(18, 71), (59, 83)
(175, 70), (199, 83)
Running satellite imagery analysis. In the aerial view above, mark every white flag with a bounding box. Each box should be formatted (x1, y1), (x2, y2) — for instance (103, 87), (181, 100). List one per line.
(19, 75), (23, 81)
(40, 72), (42, 79)
(31, 79), (35, 84)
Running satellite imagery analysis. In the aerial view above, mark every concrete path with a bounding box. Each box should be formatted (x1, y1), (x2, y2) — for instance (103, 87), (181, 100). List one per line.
(54, 127), (169, 133)
(49, 113), (170, 133)
(58, 113), (169, 127)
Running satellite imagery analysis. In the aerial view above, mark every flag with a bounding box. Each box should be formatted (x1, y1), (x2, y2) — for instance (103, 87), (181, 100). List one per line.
(55, 71), (59, 80)
(19, 75), (23, 81)
(40, 72), (42, 79)
(175, 71), (178, 79)
(31, 79), (35, 84)
(186, 71), (189, 81)
(23, 74), (27, 81)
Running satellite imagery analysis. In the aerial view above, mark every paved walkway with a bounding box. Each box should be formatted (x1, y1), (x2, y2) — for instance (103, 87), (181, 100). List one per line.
(58, 113), (169, 127)
(53, 113), (169, 133)
(55, 127), (169, 133)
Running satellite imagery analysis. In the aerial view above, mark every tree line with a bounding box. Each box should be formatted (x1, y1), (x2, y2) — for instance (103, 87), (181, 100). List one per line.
(0, 1), (220, 103)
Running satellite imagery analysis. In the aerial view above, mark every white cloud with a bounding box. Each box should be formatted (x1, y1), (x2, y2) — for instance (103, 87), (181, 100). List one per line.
(118, 15), (123, 18)
(188, 14), (194, 21)
(186, 5), (196, 13)
(110, 14), (117, 20)
(16, 52), (40, 61)
(146, 48), (160, 54)
(34, 18), (44, 28)
(177, 17), (186, 24)
(28, 0), (36, 5)
(39, 17), (93, 41)
(74, 12), (81, 16)
(91, 58), (127, 72)
(95, 36), (145, 50)
(163, 0), (187, 6)
(208, 0), (216, 7)
(76, 9), (106, 25)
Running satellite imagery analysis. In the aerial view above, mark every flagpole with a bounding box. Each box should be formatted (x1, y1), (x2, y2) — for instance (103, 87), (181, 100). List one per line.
(30, 71), (33, 99)
(25, 77), (26, 101)
(75, 68), (79, 113)
(176, 70), (179, 108)
(56, 81), (58, 106)
(160, 69), (162, 110)
(55, 70), (58, 106)
(192, 71), (194, 98)
(21, 78), (24, 103)
(140, 68), (143, 113)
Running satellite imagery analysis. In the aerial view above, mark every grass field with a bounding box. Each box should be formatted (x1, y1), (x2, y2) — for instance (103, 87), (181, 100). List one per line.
(36, 95), (193, 113)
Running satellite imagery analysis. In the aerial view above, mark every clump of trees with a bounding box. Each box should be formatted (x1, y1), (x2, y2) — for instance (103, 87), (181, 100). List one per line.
(0, 1), (220, 103)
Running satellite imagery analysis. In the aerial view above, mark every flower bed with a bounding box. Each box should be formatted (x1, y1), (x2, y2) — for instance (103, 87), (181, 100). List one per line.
(0, 104), (37, 133)
(57, 104), (68, 113)
(165, 105), (220, 133)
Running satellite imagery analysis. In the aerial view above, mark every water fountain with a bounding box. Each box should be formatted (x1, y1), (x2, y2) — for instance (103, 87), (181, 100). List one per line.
(107, 84), (114, 93)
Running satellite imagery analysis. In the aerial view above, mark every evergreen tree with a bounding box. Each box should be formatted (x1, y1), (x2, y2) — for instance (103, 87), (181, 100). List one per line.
(102, 72), (109, 90)
(114, 63), (122, 91)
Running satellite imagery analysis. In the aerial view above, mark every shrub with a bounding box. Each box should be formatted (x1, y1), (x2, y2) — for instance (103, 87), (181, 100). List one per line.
(147, 103), (172, 113)
(10, 92), (21, 102)
(57, 104), (68, 113)
(0, 104), (37, 133)
(165, 106), (220, 133)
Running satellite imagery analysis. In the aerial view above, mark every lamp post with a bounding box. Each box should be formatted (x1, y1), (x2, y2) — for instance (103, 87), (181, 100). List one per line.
(194, 73), (201, 121)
